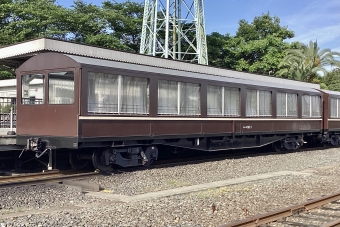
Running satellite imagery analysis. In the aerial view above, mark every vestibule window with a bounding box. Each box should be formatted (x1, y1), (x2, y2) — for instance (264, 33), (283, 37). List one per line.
(246, 89), (272, 117)
(276, 92), (298, 117)
(302, 95), (321, 117)
(207, 85), (240, 116)
(331, 98), (340, 118)
(88, 72), (149, 115)
(158, 80), (200, 115)
(21, 74), (44, 105)
(49, 71), (74, 104)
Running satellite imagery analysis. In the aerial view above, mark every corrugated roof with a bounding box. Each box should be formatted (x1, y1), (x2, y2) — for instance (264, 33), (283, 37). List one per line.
(0, 38), (320, 89)
(67, 54), (319, 93)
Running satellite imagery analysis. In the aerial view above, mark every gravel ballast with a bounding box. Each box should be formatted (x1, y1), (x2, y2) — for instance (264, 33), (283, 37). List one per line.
(0, 184), (103, 215)
(1, 147), (340, 226)
(87, 148), (340, 196)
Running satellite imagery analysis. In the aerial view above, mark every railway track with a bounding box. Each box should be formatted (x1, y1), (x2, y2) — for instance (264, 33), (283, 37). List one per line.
(0, 145), (329, 188)
(220, 192), (340, 227)
(114, 145), (327, 173)
(0, 170), (99, 189)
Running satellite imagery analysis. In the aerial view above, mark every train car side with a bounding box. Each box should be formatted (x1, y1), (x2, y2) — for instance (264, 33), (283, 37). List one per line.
(15, 52), (324, 170)
(321, 90), (340, 145)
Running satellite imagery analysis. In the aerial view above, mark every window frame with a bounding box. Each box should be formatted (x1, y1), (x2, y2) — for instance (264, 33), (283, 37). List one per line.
(302, 94), (321, 118)
(246, 89), (272, 117)
(330, 97), (340, 118)
(21, 73), (45, 105)
(276, 92), (298, 118)
(87, 72), (150, 115)
(158, 80), (201, 116)
(48, 71), (75, 105)
(207, 85), (240, 117)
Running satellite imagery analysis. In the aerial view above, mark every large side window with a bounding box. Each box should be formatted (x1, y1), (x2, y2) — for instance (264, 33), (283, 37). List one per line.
(49, 71), (74, 104)
(302, 95), (321, 117)
(277, 92), (298, 117)
(246, 89), (272, 117)
(158, 80), (200, 116)
(88, 72), (149, 115)
(330, 98), (340, 118)
(207, 85), (240, 116)
(21, 74), (44, 105)
(121, 76), (149, 114)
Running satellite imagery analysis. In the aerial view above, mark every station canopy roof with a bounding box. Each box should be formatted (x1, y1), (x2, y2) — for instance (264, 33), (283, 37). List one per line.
(0, 38), (319, 89)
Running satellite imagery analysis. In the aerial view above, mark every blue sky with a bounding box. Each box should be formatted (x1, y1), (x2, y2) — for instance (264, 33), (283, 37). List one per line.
(56, 0), (340, 55)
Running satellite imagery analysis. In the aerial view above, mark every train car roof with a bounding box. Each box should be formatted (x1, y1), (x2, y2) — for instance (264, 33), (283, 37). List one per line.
(64, 54), (318, 93)
(0, 38), (320, 90)
(321, 89), (340, 97)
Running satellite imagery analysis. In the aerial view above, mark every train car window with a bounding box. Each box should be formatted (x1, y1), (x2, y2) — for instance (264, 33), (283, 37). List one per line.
(158, 80), (200, 116)
(48, 71), (74, 104)
(330, 98), (340, 118)
(246, 90), (272, 117)
(120, 76), (149, 114)
(225, 87), (240, 116)
(311, 96), (321, 117)
(88, 73), (118, 113)
(88, 72), (149, 115)
(180, 82), (200, 115)
(158, 80), (178, 115)
(302, 95), (321, 117)
(21, 74), (44, 105)
(277, 92), (297, 117)
(207, 85), (222, 115)
(207, 85), (240, 116)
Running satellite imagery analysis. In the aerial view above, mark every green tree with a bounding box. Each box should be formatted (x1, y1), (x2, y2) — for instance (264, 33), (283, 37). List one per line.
(323, 68), (340, 91)
(103, 0), (144, 53)
(0, 66), (15, 79)
(277, 41), (340, 82)
(207, 32), (231, 67)
(67, 0), (108, 44)
(0, 0), (70, 78)
(0, 0), (146, 78)
(207, 13), (295, 75)
(0, 0), (70, 45)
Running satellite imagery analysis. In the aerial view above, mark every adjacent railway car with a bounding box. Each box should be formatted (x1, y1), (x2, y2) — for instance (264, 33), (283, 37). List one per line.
(320, 90), (340, 145)
(15, 52), (325, 171)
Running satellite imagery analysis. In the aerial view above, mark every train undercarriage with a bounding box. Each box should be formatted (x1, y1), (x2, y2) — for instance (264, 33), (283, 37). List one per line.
(16, 131), (340, 172)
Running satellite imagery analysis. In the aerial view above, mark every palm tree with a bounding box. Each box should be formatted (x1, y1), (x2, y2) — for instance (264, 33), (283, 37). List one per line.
(277, 41), (340, 82)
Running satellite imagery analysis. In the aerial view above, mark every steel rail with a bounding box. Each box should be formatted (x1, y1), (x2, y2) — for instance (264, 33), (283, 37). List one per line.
(321, 219), (340, 227)
(219, 192), (340, 227)
(0, 170), (99, 189)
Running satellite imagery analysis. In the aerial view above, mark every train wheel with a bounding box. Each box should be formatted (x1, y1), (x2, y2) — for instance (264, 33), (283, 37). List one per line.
(272, 141), (282, 152)
(143, 146), (158, 166)
(69, 150), (89, 170)
(143, 159), (153, 167)
(92, 150), (112, 172)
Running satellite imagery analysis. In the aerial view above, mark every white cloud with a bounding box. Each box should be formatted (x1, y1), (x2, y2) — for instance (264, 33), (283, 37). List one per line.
(290, 24), (340, 45)
(333, 47), (340, 53)
(281, 0), (340, 50)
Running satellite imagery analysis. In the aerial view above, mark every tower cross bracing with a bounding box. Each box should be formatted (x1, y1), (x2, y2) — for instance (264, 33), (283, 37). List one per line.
(140, 0), (208, 65)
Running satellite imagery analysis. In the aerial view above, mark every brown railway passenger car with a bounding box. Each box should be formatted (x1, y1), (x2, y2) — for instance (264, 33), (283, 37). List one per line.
(16, 52), (325, 171)
(320, 90), (340, 145)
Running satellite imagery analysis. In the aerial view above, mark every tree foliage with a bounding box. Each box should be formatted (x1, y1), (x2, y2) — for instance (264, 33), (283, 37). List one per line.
(0, 0), (338, 90)
(277, 41), (340, 82)
(103, 1), (144, 52)
(0, 0), (145, 77)
(0, 0), (144, 50)
(0, 0), (70, 45)
(207, 13), (295, 76)
(323, 68), (340, 91)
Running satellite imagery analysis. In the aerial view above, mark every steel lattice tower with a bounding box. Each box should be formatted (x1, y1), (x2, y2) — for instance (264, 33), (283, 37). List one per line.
(140, 0), (208, 65)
